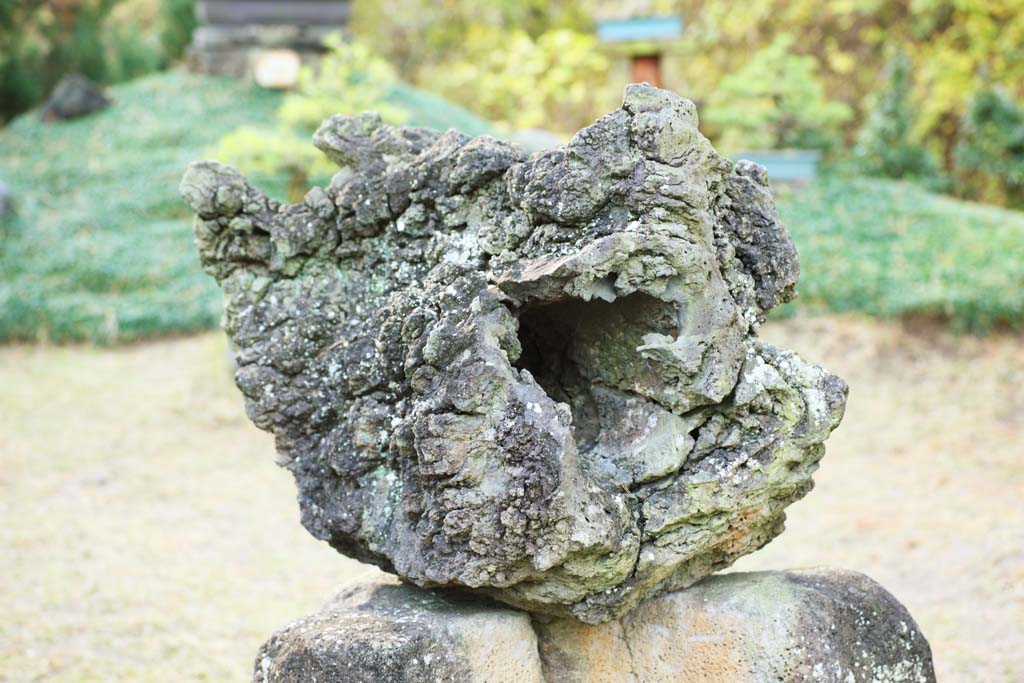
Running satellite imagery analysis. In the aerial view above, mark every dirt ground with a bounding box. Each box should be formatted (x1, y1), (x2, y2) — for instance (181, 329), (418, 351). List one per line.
(1, 315), (1021, 682)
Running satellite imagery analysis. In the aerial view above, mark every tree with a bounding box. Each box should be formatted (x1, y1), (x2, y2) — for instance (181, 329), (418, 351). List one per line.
(213, 37), (411, 201)
(418, 26), (612, 133)
(702, 34), (852, 151)
(853, 51), (938, 179)
(956, 87), (1024, 207)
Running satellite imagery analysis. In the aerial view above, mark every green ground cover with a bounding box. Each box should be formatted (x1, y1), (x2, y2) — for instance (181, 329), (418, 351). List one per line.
(0, 70), (1020, 342)
(0, 71), (281, 343)
(775, 176), (1024, 331)
(0, 69), (492, 343)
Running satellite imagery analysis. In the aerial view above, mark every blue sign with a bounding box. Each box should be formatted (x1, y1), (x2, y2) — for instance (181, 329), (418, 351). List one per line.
(597, 16), (683, 43)
(734, 150), (822, 182)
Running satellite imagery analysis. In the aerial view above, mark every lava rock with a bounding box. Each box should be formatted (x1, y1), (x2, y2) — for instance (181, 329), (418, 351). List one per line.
(41, 73), (110, 121)
(181, 85), (847, 623)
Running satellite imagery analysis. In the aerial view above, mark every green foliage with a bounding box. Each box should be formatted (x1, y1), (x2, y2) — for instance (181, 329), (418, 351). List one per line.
(350, 0), (590, 78)
(0, 3), (47, 119)
(0, 66), (492, 343)
(776, 175), (1024, 332)
(703, 34), (852, 152)
(159, 0), (198, 66)
(352, 0), (613, 133)
(0, 0), (192, 122)
(213, 37), (411, 198)
(955, 87), (1024, 208)
(674, 0), (1024, 156)
(0, 71), (283, 343)
(351, 0), (1024, 206)
(277, 36), (410, 132)
(418, 27), (613, 133)
(214, 36), (493, 200)
(853, 52), (939, 181)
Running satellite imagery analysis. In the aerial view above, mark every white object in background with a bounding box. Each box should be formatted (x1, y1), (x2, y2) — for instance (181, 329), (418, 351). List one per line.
(254, 49), (301, 89)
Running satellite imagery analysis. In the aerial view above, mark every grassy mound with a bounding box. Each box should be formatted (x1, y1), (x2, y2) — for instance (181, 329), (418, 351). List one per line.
(0, 71), (282, 343)
(776, 176), (1024, 332)
(0, 69), (494, 343)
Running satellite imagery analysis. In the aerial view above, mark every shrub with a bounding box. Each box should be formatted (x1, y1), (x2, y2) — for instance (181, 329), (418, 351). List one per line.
(276, 36), (410, 132)
(350, 0), (590, 79)
(159, 0), (197, 66)
(703, 34), (852, 152)
(776, 175), (1024, 332)
(955, 87), (1024, 208)
(213, 36), (413, 200)
(0, 4), (47, 120)
(214, 35), (494, 202)
(853, 52), (939, 181)
(418, 26), (613, 133)
(0, 0), (187, 122)
(0, 71), (284, 343)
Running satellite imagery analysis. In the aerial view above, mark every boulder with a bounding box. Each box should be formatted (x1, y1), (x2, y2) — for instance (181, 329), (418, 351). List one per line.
(41, 73), (110, 121)
(181, 85), (847, 622)
(255, 578), (544, 683)
(0, 180), (11, 221)
(255, 571), (936, 683)
(536, 569), (936, 683)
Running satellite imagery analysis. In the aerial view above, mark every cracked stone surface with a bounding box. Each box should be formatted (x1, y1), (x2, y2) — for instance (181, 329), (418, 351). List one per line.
(181, 84), (847, 623)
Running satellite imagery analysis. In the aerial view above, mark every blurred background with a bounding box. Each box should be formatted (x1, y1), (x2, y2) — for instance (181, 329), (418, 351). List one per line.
(0, 1), (1021, 681)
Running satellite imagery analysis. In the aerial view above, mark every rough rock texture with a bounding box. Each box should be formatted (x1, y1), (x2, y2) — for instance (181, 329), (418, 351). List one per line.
(41, 73), (110, 121)
(181, 85), (847, 622)
(256, 572), (936, 683)
(256, 577), (543, 683)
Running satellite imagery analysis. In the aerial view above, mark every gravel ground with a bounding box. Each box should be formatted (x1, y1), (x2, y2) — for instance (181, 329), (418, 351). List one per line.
(1, 316), (1021, 682)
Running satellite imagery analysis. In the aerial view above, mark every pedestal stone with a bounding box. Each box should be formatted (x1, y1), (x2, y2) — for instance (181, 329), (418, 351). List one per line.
(536, 569), (936, 683)
(255, 578), (543, 683)
(255, 571), (936, 683)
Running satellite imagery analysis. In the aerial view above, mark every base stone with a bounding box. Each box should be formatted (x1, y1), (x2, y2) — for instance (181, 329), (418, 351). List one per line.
(255, 579), (544, 683)
(255, 570), (935, 683)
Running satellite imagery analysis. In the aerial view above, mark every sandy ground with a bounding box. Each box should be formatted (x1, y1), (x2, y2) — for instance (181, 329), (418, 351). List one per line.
(1, 315), (1021, 682)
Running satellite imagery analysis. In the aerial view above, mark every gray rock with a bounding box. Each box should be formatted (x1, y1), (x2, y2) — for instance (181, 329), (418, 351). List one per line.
(181, 85), (847, 622)
(536, 569), (936, 683)
(0, 180), (11, 221)
(41, 73), (110, 121)
(256, 571), (935, 683)
(254, 578), (544, 683)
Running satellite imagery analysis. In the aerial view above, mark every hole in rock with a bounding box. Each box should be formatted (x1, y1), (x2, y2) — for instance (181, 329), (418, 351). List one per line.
(512, 293), (680, 456)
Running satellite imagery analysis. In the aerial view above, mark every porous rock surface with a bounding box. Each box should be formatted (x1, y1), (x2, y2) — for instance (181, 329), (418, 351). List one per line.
(255, 571), (936, 683)
(181, 84), (847, 623)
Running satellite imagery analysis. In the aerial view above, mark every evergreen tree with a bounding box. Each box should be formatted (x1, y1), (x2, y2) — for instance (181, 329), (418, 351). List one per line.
(854, 52), (938, 179)
(956, 87), (1024, 207)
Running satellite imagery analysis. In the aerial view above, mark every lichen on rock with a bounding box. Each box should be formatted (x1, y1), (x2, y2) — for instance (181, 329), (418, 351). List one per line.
(181, 84), (847, 623)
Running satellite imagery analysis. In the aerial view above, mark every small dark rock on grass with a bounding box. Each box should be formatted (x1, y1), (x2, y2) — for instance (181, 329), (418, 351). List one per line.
(41, 73), (111, 122)
(0, 180), (11, 221)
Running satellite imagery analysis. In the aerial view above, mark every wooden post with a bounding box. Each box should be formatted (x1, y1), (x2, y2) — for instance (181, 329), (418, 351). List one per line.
(631, 54), (662, 87)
